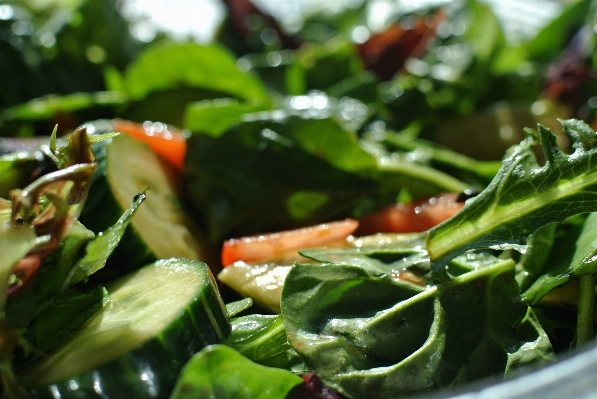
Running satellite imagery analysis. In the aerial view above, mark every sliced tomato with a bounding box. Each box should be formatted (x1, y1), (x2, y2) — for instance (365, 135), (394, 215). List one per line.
(221, 219), (359, 266)
(112, 119), (187, 172)
(355, 193), (464, 236)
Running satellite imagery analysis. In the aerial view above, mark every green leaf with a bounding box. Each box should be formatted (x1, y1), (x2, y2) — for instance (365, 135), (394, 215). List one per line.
(433, 259), (551, 386)
(464, 2), (505, 66)
(184, 115), (375, 241)
(281, 262), (431, 398)
(24, 285), (109, 354)
(567, 212), (597, 276)
(527, 0), (592, 63)
(517, 222), (558, 291)
(285, 39), (363, 95)
(426, 119), (597, 279)
(124, 43), (271, 105)
(300, 245), (431, 280)
(522, 213), (597, 304)
(185, 110), (472, 242)
(184, 98), (270, 137)
(169, 345), (303, 399)
(281, 252), (554, 398)
(49, 221), (96, 283)
(225, 298), (253, 317)
(504, 308), (555, 375)
(0, 92), (125, 137)
(226, 314), (307, 372)
(1, 92), (126, 123)
(68, 190), (147, 285)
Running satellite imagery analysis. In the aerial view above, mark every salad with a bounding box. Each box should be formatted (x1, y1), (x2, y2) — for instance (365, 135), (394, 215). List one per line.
(2, 0), (597, 397)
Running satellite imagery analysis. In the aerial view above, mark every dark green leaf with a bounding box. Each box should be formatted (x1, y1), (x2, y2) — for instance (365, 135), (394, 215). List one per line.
(68, 190), (147, 285)
(185, 110), (472, 241)
(426, 120), (597, 279)
(281, 253), (554, 398)
(285, 40), (363, 95)
(517, 222), (558, 291)
(434, 259), (551, 386)
(281, 262), (431, 398)
(184, 115), (375, 241)
(24, 285), (109, 354)
(504, 308), (555, 375)
(522, 213), (597, 304)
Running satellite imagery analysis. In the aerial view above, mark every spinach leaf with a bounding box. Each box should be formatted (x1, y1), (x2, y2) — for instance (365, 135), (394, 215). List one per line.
(505, 308), (555, 374)
(123, 43), (271, 105)
(184, 115), (375, 241)
(434, 259), (552, 387)
(281, 254), (554, 398)
(281, 262), (432, 398)
(185, 112), (470, 242)
(300, 245), (431, 283)
(169, 345), (304, 399)
(426, 119), (597, 279)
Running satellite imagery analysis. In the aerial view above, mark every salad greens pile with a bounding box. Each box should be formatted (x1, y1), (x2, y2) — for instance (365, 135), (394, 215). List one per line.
(3, 0), (597, 398)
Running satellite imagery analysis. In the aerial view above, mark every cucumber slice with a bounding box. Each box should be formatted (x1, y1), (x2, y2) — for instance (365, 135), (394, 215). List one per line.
(218, 262), (292, 313)
(23, 258), (231, 398)
(81, 134), (210, 279)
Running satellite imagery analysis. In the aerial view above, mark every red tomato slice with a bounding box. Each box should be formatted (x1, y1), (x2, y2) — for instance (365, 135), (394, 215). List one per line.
(221, 219), (359, 266)
(355, 193), (464, 236)
(112, 119), (187, 172)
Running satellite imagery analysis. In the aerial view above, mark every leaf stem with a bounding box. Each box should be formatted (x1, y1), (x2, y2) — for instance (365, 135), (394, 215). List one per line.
(574, 273), (595, 347)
